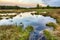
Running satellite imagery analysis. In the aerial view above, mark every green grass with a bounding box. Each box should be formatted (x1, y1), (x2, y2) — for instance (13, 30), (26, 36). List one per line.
(0, 9), (35, 13)
(0, 25), (34, 40)
(46, 22), (57, 30)
(43, 30), (57, 40)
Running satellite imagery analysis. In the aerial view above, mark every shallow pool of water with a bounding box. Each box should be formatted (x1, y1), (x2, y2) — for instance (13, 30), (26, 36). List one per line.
(0, 12), (56, 40)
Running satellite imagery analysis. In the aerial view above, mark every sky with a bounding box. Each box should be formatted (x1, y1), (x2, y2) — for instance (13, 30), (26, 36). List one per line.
(0, 0), (60, 7)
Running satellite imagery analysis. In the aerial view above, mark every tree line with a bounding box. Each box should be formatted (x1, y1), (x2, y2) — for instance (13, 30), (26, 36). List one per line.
(0, 4), (60, 9)
(30, 4), (60, 9)
(0, 6), (27, 9)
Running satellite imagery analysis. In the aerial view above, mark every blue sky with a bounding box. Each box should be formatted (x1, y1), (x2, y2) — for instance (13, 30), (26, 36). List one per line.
(45, 0), (60, 6)
(0, 0), (60, 7)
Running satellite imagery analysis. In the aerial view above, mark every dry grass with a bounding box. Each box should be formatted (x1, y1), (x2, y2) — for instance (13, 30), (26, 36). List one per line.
(0, 25), (33, 40)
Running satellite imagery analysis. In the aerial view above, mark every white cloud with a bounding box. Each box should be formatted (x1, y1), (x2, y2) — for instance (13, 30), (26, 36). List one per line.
(0, 0), (60, 7)
(0, 0), (44, 4)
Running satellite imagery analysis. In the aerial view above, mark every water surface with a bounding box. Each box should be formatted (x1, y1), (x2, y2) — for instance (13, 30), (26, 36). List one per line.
(0, 12), (56, 40)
